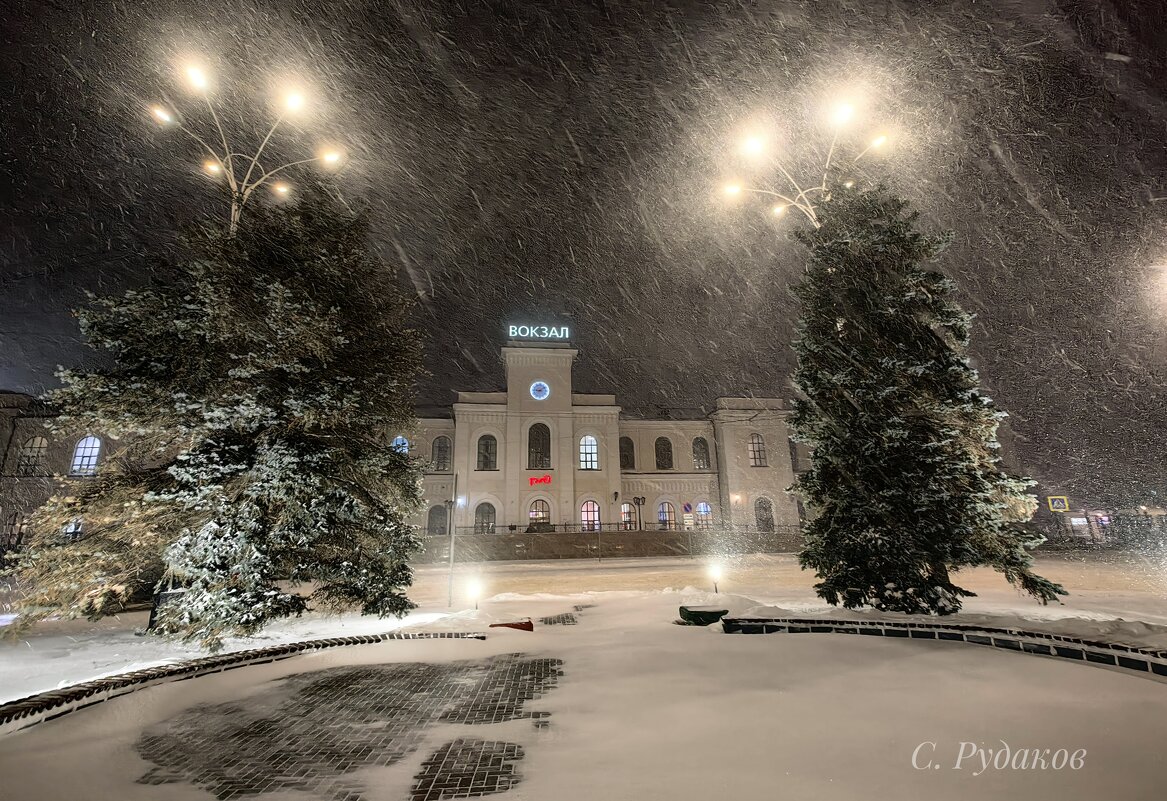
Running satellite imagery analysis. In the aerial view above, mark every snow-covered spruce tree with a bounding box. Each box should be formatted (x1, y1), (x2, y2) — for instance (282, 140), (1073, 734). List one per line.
(790, 184), (1065, 614)
(8, 188), (425, 649)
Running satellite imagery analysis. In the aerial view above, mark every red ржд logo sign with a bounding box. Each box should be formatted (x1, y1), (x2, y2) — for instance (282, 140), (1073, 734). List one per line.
(529, 474), (552, 486)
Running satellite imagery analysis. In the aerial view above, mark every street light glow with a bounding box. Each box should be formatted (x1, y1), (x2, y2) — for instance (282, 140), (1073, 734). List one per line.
(724, 183), (743, 196)
(870, 134), (887, 148)
(203, 160), (221, 174)
(832, 103), (854, 126)
(284, 92), (305, 112)
(320, 149), (342, 165)
(772, 204), (786, 216)
(273, 182), (291, 195)
(185, 66), (209, 91)
(741, 135), (764, 156)
(843, 180), (854, 188)
(151, 106), (173, 124)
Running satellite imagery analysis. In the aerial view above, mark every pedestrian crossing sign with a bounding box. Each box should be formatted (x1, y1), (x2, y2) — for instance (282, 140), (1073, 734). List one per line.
(1047, 496), (1069, 512)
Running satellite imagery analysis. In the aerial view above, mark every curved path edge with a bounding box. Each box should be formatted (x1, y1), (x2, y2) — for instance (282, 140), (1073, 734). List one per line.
(723, 616), (1167, 679)
(0, 631), (488, 739)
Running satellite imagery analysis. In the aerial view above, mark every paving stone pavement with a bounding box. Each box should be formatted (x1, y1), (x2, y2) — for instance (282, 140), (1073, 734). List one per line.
(136, 653), (563, 801)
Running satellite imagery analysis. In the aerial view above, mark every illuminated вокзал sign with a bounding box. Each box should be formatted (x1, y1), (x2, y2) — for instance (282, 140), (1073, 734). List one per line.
(508, 324), (570, 340)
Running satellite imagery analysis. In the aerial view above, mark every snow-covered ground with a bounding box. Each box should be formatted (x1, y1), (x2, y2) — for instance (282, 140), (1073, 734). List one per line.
(2, 589), (1166, 800)
(2, 552), (1166, 703)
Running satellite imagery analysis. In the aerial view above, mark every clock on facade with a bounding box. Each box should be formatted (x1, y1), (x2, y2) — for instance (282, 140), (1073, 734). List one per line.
(530, 380), (551, 401)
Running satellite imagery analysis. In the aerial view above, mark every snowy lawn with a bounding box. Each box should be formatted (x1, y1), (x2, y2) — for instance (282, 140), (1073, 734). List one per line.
(3, 552), (1167, 704)
(2, 590), (1165, 800)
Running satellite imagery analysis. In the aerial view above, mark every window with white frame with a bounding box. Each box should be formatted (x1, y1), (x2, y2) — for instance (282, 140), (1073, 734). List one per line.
(620, 502), (635, 530)
(16, 436), (48, 475)
(755, 497), (775, 532)
(477, 435), (498, 470)
(426, 505), (447, 535)
(70, 436), (102, 476)
(579, 435), (599, 470)
(529, 499), (551, 525)
(474, 502), (496, 534)
(658, 502), (676, 530)
(431, 436), (452, 472)
(619, 436), (635, 470)
(528, 423), (551, 470)
(748, 433), (768, 467)
(654, 437), (674, 470)
(580, 500), (601, 531)
(692, 437), (711, 470)
(695, 501), (713, 529)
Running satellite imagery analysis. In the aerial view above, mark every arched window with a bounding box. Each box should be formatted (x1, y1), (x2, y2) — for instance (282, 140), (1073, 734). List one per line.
(579, 435), (599, 470)
(620, 502), (636, 530)
(62, 518), (83, 541)
(748, 433), (768, 467)
(426, 505), (448, 536)
(390, 435), (410, 454)
(16, 436), (48, 475)
(529, 499), (551, 525)
(476, 435), (498, 470)
(528, 423), (551, 470)
(431, 436), (451, 472)
(755, 497), (775, 533)
(474, 502), (496, 534)
(70, 436), (102, 476)
(692, 437), (711, 470)
(657, 502), (676, 530)
(580, 500), (601, 531)
(654, 437), (673, 470)
(695, 501), (713, 529)
(619, 436), (635, 470)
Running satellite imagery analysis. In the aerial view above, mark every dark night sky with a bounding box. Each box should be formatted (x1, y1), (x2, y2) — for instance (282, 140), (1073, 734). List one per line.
(2, 0), (1166, 506)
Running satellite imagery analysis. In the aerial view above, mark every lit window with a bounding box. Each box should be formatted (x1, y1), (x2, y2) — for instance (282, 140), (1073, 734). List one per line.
(474, 502), (496, 534)
(70, 436), (102, 476)
(658, 502), (676, 530)
(654, 437), (673, 470)
(695, 501), (713, 529)
(476, 435), (498, 470)
(579, 435), (599, 470)
(620, 502), (636, 530)
(692, 437), (710, 470)
(748, 433), (768, 467)
(426, 505), (448, 536)
(528, 424), (551, 470)
(62, 518), (83, 541)
(391, 435), (410, 453)
(581, 500), (601, 531)
(529, 499), (551, 525)
(755, 497), (775, 533)
(619, 436), (635, 470)
(431, 436), (452, 472)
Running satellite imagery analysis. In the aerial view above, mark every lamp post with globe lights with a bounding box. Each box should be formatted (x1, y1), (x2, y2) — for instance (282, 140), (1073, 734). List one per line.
(149, 63), (345, 234)
(722, 101), (890, 227)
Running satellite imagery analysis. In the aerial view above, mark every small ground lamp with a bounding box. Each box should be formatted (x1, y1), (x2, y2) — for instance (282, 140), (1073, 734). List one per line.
(467, 578), (484, 611)
(708, 563), (723, 594)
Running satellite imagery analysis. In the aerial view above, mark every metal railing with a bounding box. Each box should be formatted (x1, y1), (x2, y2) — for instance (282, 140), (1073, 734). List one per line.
(450, 522), (708, 536)
(419, 524), (806, 565)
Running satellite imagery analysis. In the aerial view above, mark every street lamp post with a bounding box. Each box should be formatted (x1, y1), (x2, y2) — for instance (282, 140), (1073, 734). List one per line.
(632, 496), (646, 531)
(722, 101), (890, 227)
(150, 63), (345, 234)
